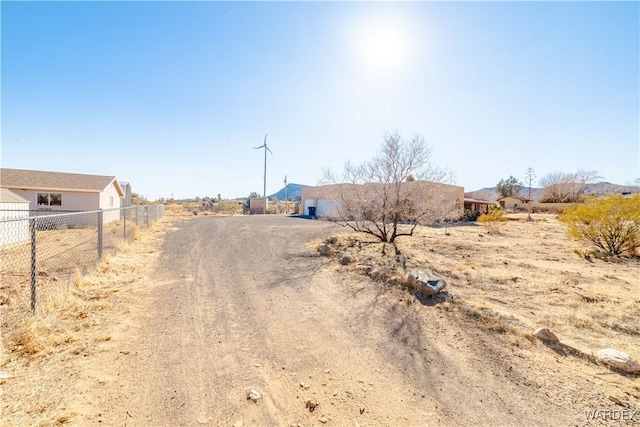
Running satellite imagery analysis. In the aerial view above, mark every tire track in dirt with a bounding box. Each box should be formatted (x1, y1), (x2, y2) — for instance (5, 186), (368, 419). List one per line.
(70, 216), (636, 426)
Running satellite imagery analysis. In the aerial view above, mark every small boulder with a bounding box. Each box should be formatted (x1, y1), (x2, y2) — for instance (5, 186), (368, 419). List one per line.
(407, 270), (425, 285)
(325, 236), (337, 244)
(246, 389), (263, 402)
(340, 255), (352, 265)
(407, 270), (446, 294)
(533, 327), (559, 342)
(305, 399), (319, 412)
(596, 348), (640, 373)
(424, 280), (447, 296)
(317, 244), (331, 256)
(355, 265), (373, 275)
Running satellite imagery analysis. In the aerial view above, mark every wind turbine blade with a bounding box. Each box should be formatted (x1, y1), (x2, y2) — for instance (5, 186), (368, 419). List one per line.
(253, 144), (266, 149)
(264, 134), (268, 145)
(266, 146), (273, 155)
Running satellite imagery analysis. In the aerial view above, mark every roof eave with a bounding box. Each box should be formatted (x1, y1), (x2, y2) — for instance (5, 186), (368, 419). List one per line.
(0, 184), (101, 193)
(106, 178), (125, 198)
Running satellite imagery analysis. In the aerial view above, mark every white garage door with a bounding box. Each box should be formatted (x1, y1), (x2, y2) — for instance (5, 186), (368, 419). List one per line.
(316, 199), (341, 218)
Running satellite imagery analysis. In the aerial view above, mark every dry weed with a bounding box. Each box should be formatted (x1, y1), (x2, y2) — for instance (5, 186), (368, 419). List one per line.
(131, 225), (141, 241)
(329, 213), (640, 360)
(0, 217), (176, 426)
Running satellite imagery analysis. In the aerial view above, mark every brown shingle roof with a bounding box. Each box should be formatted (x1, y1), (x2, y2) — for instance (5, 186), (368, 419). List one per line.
(0, 188), (29, 203)
(0, 168), (124, 197)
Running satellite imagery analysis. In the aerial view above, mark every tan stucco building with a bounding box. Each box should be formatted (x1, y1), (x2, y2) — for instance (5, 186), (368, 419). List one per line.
(300, 181), (464, 221)
(498, 196), (531, 210)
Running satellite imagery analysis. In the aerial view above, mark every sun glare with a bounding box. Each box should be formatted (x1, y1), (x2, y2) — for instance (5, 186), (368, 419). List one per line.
(349, 13), (412, 76)
(363, 23), (406, 72)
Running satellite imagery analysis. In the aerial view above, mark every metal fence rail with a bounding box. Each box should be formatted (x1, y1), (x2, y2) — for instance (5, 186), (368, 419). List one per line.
(0, 205), (165, 315)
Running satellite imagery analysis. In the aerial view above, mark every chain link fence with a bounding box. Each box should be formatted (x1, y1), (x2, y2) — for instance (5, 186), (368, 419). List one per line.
(0, 205), (165, 319)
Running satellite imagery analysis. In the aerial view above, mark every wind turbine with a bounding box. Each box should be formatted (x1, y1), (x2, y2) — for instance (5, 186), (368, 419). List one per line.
(253, 134), (272, 214)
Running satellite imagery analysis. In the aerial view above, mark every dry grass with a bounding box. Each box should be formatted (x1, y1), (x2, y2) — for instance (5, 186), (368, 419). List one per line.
(0, 217), (178, 426)
(0, 219), (149, 341)
(321, 214), (640, 360)
(165, 202), (216, 217)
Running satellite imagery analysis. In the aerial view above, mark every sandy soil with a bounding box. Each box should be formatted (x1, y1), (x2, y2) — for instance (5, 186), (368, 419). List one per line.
(321, 214), (639, 358)
(1, 214), (638, 426)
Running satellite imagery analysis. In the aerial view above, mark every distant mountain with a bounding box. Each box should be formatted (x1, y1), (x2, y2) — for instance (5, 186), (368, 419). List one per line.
(583, 182), (640, 197)
(268, 183), (309, 201)
(465, 187), (542, 202)
(465, 182), (639, 202)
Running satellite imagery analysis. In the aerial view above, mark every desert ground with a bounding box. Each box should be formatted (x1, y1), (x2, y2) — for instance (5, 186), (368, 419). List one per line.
(1, 212), (638, 426)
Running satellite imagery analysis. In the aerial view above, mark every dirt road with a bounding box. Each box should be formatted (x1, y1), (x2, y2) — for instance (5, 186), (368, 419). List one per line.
(71, 216), (633, 426)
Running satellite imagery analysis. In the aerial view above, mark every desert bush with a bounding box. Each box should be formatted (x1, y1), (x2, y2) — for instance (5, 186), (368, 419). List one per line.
(461, 209), (482, 221)
(477, 208), (507, 233)
(218, 201), (242, 216)
(560, 194), (640, 257)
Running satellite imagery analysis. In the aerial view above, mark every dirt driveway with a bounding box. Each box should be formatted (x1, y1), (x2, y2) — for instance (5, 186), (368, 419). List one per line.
(69, 216), (636, 426)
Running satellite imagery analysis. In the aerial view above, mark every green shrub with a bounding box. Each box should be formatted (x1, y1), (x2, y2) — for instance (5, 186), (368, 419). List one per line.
(461, 209), (482, 221)
(560, 195), (640, 257)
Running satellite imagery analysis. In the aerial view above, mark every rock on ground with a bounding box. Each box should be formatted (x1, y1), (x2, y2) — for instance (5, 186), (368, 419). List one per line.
(533, 327), (559, 342)
(596, 348), (640, 373)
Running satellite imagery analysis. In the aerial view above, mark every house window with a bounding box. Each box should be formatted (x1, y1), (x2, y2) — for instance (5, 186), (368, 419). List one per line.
(110, 196), (114, 207)
(37, 192), (63, 206)
(50, 193), (62, 206)
(37, 193), (48, 205)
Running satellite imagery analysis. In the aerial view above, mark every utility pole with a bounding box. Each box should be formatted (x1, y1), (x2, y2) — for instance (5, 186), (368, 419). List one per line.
(253, 134), (272, 214)
(284, 175), (288, 212)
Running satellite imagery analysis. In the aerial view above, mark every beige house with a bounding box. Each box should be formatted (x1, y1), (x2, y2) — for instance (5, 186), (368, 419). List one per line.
(0, 168), (125, 223)
(498, 196), (531, 211)
(300, 181), (464, 221)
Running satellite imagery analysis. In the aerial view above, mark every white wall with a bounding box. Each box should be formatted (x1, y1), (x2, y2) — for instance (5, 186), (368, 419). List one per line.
(100, 183), (123, 223)
(0, 201), (29, 247)
(0, 201), (29, 219)
(316, 199), (341, 218)
(303, 199), (315, 216)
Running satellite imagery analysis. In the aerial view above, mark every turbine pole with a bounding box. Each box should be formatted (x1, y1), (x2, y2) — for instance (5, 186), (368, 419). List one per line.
(262, 135), (267, 214)
(253, 134), (272, 215)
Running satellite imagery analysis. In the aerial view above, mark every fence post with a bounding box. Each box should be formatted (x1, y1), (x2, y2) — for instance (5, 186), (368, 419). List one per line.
(29, 217), (37, 313)
(123, 208), (127, 242)
(98, 210), (104, 260)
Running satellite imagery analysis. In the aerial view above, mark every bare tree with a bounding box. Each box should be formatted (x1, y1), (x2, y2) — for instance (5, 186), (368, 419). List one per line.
(539, 169), (601, 203)
(322, 132), (458, 243)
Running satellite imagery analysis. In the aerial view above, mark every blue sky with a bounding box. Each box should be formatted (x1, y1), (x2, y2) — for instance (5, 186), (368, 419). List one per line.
(2, 1), (638, 200)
